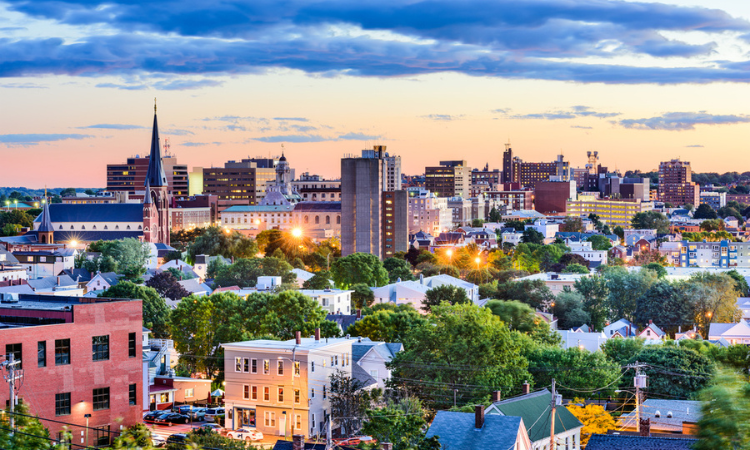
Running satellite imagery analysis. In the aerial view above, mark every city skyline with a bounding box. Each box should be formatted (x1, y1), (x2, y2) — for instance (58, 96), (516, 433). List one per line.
(4, 0), (750, 187)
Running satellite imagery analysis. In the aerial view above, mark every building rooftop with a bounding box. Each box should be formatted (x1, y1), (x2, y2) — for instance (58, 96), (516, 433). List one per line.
(33, 203), (144, 223)
(222, 205), (294, 213)
(426, 411), (524, 450)
(586, 434), (698, 450)
(293, 201), (342, 212)
(619, 399), (701, 432)
(222, 336), (356, 352)
(487, 389), (582, 442)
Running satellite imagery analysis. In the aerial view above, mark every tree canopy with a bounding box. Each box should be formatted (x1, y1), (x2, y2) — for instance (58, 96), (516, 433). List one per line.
(331, 253), (389, 289)
(99, 281), (170, 338)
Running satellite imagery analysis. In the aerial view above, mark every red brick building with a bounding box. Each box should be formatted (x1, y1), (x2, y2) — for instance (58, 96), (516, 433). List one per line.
(0, 294), (143, 446)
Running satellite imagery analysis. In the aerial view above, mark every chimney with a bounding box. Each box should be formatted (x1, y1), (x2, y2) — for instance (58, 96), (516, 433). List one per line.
(639, 418), (650, 437)
(419, 273), (424, 284)
(475, 405), (485, 429)
(522, 381), (530, 394)
(381, 444), (392, 450)
(314, 328), (320, 341)
(649, 319), (653, 325)
(491, 390), (501, 403)
(56, 276), (60, 285)
(356, 309), (362, 319)
(292, 434), (304, 450)
(295, 331), (301, 345)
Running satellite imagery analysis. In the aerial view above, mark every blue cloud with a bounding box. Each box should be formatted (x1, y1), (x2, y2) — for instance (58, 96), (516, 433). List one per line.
(619, 112), (750, 130)
(338, 132), (382, 140)
(570, 125), (593, 129)
(162, 129), (194, 136)
(77, 124), (147, 130)
(274, 117), (308, 122)
(685, 144), (704, 147)
(181, 141), (222, 146)
(0, 0), (749, 85)
(0, 133), (93, 144)
(421, 114), (463, 121)
(502, 106), (620, 120)
(253, 134), (330, 143)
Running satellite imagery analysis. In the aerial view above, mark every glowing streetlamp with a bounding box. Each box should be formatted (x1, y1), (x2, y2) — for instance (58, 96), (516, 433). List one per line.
(474, 257), (481, 271)
(70, 240), (78, 248)
(447, 249), (453, 265)
(291, 228), (302, 238)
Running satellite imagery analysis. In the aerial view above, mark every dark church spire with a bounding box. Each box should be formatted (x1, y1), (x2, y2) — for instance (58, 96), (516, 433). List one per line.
(146, 98), (168, 188)
(37, 189), (54, 233)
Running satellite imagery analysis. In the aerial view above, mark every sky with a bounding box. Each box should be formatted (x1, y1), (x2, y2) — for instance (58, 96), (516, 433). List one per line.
(3, 0), (750, 187)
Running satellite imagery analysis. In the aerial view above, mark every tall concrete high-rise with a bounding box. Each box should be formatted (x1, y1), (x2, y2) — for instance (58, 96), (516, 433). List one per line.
(342, 147), (407, 258)
(658, 159), (700, 207)
(502, 142), (513, 183)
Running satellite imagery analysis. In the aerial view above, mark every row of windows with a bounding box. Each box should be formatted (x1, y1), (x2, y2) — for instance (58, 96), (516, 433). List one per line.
(55, 386), (135, 416)
(7, 333), (137, 369)
(55, 224), (141, 230)
(242, 385), (302, 403)
(234, 358), (301, 376)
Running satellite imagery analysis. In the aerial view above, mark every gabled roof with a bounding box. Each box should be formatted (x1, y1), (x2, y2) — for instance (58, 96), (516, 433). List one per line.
(351, 362), (378, 388)
(619, 399), (701, 432)
(486, 389), (582, 442)
(89, 272), (121, 286)
(586, 434), (698, 450)
(27, 274), (77, 291)
(352, 339), (403, 363)
(641, 322), (666, 338)
(178, 278), (211, 294)
(325, 314), (358, 333)
(59, 269), (93, 283)
(426, 411), (524, 450)
(710, 320), (750, 338)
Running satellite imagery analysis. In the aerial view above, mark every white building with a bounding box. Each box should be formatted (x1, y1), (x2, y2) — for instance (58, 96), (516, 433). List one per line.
(222, 334), (355, 438)
(86, 272), (121, 294)
(0, 248), (27, 285)
(524, 219), (560, 241)
(559, 329), (608, 352)
(13, 248), (76, 279)
(26, 274), (83, 296)
(372, 274), (479, 311)
(407, 190), (452, 235)
(501, 231), (523, 246)
(352, 338), (403, 389)
(299, 289), (353, 314)
(568, 241), (608, 267)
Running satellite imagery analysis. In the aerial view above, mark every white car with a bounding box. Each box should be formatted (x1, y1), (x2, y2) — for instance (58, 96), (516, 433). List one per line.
(204, 408), (225, 423)
(227, 427), (264, 442)
(150, 434), (166, 447)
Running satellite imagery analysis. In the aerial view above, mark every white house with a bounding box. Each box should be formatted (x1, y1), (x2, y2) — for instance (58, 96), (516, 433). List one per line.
(738, 298), (750, 321)
(299, 289), (353, 315)
(568, 241), (608, 267)
(26, 274), (84, 296)
(709, 321), (750, 345)
(603, 319), (638, 339)
(352, 338), (403, 389)
(371, 274), (479, 311)
(524, 219), (560, 240)
(638, 320), (666, 344)
(13, 248), (76, 279)
(86, 272), (121, 294)
(257, 276), (282, 290)
(559, 329), (608, 352)
(501, 231), (523, 246)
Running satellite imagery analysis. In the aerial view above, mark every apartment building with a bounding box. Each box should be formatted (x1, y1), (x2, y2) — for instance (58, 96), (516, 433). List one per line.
(0, 294), (143, 445)
(425, 160), (471, 198)
(298, 289), (353, 315)
(678, 240), (750, 268)
(107, 156), (188, 200)
(407, 189), (452, 235)
(222, 333), (354, 439)
(566, 195), (654, 228)
(203, 160), (276, 210)
(659, 159), (700, 207)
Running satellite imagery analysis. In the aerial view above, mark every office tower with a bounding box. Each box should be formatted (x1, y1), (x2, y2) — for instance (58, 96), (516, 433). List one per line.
(107, 156), (188, 200)
(425, 160), (471, 198)
(502, 142), (513, 183)
(202, 159), (276, 210)
(382, 190), (408, 258)
(658, 159), (700, 207)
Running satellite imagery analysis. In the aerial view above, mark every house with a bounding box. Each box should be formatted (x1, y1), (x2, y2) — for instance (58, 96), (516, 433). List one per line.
(0, 248), (28, 287)
(291, 268), (317, 288)
(624, 229), (657, 246)
(13, 248), (77, 279)
(410, 230), (434, 249)
(638, 320), (667, 344)
(222, 332), (355, 438)
(426, 409), (531, 450)
(177, 278), (212, 297)
(27, 274), (84, 296)
(86, 272), (121, 294)
(586, 434), (698, 450)
(524, 219), (560, 241)
(325, 314), (359, 334)
(619, 399), (701, 435)
(352, 338), (403, 389)
(709, 321), (750, 345)
(159, 259), (199, 280)
(559, 330), (608, 352)
(143, 333), (182, 411)
(59, 268), (93, 288)
(568, 241), (608, 267)
(502, 230), (523, 246)
(299, 289), (353, 315)
(257, 276), (283, 290)
(371, 274), (479, 311)
(604, 319), (638, 339)
(485, 388), (583, 450)
(737, 297), (750, 321)
(516, 273), (588, 295)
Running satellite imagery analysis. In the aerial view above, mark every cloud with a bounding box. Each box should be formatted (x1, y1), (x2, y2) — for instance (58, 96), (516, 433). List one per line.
(0, 133), (93, 144)
(618, 112), (750, 130)
(77, 124), (146, 130)
(501, 106), (620, 120)
(338, 132), (382, 140)
(181, 141), (222, 147)
(0, 0), (749, 85)
(0, 82), (46, 89)
(273, 117), (308, 122)
(570, 125), (593, 129)
(253, 134), (330, 143)
(162, 129), (194, 136)
(421, 114), (463, 121)
(685, 144), (704, 147)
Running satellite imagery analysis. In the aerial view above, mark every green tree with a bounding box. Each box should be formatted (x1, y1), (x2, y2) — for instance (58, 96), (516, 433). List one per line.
(89, 238), (151, 282)
(383, 257), (415, 283)
(727, 269), (750, 296)
(422, 284), (470, 312)
(632, 345), (715, 399)
(347, 308), (427, 343)
(362, 400), (434, 450)
(563, 263), (589, 274)
(559, 217), (584, 233)
(574, 274), (609, 332)
(634, 280), (692, 334)
(488, 207), (502, 223)
(521, 228), (545, 245)
(700, 218), (725, 231)
(189, 226), (259, 260)
(524, 347), (621, 398)
(303, 270), (333, 289)
(586, 235), (612, 251)
(694, 203), (719, 220)
(390, 303), (531, 409)
(112, 423), (154, 449)
(486, 299), (538, 332)
(613, 226), (625, 241)
(631, 211), (670, 234)
(242, 290), (340, 340)
(351, 283), (375, 309)
(1, 223), (19, 236)
(643, 262), (667, 278)
(553, 290), (591, 330)
(100, 281), (171, 338)
(329, 370), (371, 436)
(681, 273), (742, 338)
(494, 279), (554, 310)
(0, 210), (34, 229)
(601, 338), (645, 366)
(331, 253), (389, 288)
(695, 369), (750, 450)
(146, 271), (191, 300)
(213, 257), (295, 288)
(0, 401), (50, 450)
(604, 267), (657, 322)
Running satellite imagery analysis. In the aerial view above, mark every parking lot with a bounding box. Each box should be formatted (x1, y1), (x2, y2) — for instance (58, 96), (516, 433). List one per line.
(144, 415), (282, 448)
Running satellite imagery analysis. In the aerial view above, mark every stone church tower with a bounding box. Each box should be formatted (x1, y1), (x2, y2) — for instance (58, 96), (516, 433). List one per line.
(142, 102), (171, 245)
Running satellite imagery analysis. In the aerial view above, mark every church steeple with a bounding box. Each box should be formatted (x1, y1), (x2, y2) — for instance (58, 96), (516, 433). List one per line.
(146, 98), (168, 188)
(37, 189), (54, 244)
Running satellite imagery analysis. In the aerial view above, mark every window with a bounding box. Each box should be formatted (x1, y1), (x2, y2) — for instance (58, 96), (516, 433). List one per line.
(294, 389), (300, 404)
(128, 333), (136, 358)
(277, 360), (284, 376)
(251, 386), (258, 400)
(243, 385), (250, 400)
(251, 359), (257, 373)
(129, 384), (137, 405)
(264, 412), (276, 427)
(236, 357), (242, 372)
(294, 361), (300, 376)
(335, 355), (338, 366)
(55, 339), (70, 365)
(55, 393), (71, 416)
(263, 359), (270, 374)
(264, 387), (270, 401)
(278, 387), (284, 402)
(5, 343), (21, 369)
(370, 370), (379, 378)
(185, 388), (194, 399)
(244, 358), (249, 373)
(311, 361), (315, 372)
(296, 414), (302, 430)
(92, 336), (109, 361)
(312, 414), (316, 429)
(311, 388), (315, 398)
(331, 356), (334, 366)
(38, 341), (46, 368)
(93, 387), (110, 411)
(323, 386), (326, 399)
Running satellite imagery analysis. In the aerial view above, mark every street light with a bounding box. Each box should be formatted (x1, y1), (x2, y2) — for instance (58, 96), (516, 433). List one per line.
(84, 414), (92, 447)
(291, 228), (302, 238)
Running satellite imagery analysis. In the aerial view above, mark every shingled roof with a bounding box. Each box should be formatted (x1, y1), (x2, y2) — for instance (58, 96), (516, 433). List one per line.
(586, 434), (698, 450)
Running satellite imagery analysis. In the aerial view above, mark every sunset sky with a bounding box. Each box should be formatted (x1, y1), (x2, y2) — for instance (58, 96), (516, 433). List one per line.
(3, 0), (750, 187)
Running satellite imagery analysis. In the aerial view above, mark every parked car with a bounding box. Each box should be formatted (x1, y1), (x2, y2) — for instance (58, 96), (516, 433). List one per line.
(201, 423), (225, 434)
(144, 412), (170, 423)
(204, 408), (225, 423)
(173, 405), (194, 414)
(166, 433), (188, 448)
(226, 428), (263, 442)
(188, 407), (206, 421)
(151, 434), (166, 448)
(154, 413), (190, 425)
(335, 436), (376, 446)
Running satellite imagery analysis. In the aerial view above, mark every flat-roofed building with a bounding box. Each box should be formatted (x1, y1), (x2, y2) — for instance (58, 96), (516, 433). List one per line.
(566, 195), (653, 228)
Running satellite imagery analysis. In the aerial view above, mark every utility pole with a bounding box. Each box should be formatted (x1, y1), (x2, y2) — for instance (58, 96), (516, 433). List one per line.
(325, 415), (332, 450)
(453, 389), (458, 408)
(549, 379), (556, 450)
(3, 354), (22, 433)
(626, 361), (648, 433)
